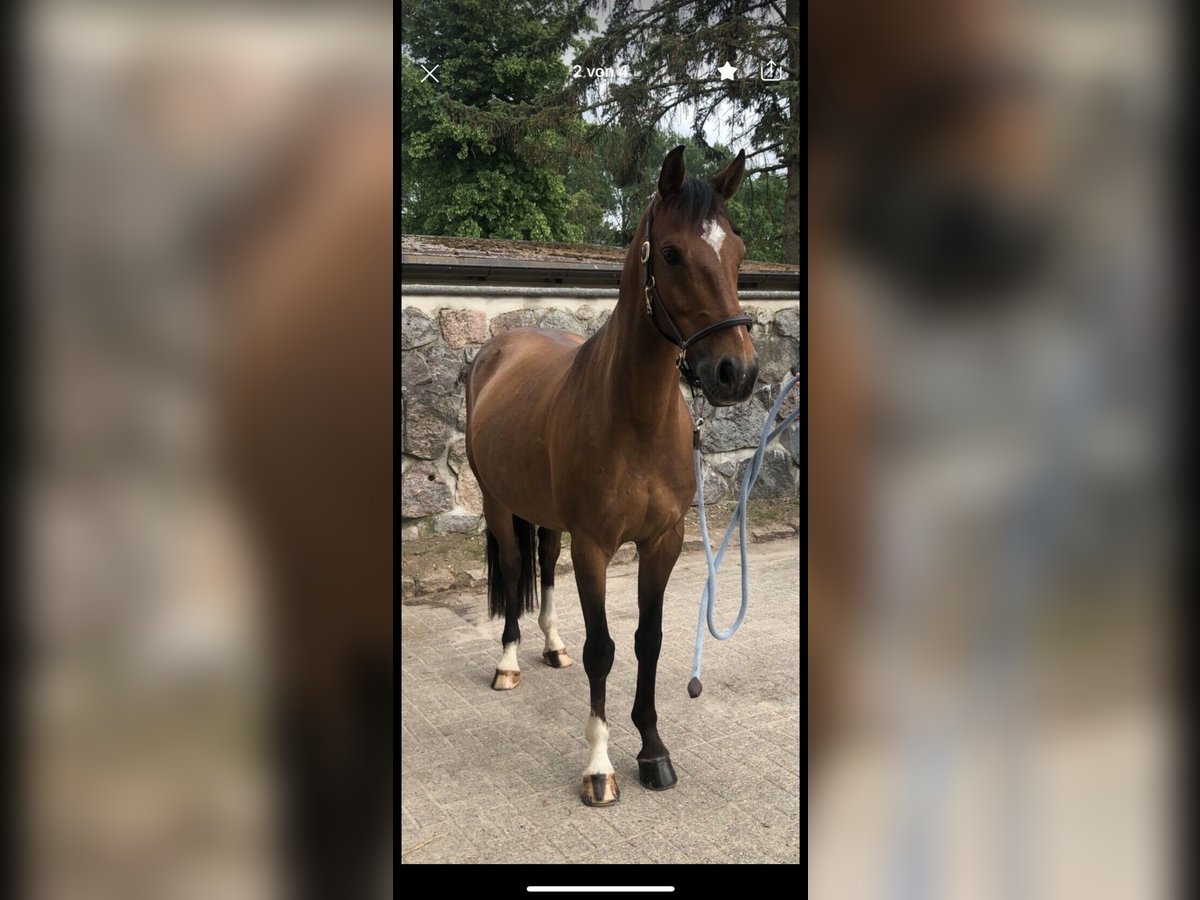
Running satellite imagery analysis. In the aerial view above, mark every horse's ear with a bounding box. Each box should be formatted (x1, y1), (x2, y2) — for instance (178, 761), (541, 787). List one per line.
(711, 149), (746, 200)
(658, 145), (686, 199)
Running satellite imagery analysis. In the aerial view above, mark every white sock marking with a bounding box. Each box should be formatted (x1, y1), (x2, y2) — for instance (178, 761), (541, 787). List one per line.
(701, 218), (727, 261)
(583, 714), (615, 776)
(497, 641), (519, 671)
(538, 586), (566, 652)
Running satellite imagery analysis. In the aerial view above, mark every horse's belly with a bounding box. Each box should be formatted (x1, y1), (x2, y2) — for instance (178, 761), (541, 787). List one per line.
(469, 418), (558, 519)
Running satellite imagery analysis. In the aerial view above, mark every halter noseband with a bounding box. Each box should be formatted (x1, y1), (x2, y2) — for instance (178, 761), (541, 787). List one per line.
(641, 198), (753, 389)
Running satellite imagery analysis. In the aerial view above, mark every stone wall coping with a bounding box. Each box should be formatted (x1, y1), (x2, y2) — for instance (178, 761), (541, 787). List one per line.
(401, 235), (801, 290)
(401, 233), (800, 274)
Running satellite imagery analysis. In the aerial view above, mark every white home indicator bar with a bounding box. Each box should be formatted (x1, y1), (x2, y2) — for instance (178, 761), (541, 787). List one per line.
(526, 889), (675, 894)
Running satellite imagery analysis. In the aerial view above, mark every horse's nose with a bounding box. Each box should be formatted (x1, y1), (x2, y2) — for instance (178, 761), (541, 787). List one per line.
(717, 357), (738, 390)
(716, 356), (758, 397)
(743, 357), (760, 391)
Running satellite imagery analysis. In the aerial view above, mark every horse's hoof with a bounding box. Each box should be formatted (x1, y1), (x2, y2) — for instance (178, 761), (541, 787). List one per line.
(637, 756), (678, 791)
(491, 669), (520, 690)
(580, 773), (620, 807)
(542, 648), (573, 669)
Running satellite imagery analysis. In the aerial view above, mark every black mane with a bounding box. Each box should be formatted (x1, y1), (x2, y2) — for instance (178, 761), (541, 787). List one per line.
(660, 176), (727, 227)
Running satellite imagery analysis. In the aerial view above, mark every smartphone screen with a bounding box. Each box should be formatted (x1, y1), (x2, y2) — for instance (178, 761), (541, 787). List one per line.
(400, 0), (801, 893)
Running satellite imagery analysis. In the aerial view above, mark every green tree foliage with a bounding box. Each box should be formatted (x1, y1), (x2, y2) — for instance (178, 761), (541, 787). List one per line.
(573, 0), (800, 263)
(400, 1), (595, 241)
(399, 1), (796, 264)
(726, 171), (789, 264)
(561, 123), (623, 245)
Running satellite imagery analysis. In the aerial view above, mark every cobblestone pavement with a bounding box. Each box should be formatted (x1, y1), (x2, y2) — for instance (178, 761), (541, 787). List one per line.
(401, 541), (801, 864)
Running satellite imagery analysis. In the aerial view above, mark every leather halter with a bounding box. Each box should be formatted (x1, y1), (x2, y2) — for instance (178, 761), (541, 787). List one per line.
(640, 198), (753, 389)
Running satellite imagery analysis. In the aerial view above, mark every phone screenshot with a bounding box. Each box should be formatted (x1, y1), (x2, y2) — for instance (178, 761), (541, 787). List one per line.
(400, 0), (801, 893)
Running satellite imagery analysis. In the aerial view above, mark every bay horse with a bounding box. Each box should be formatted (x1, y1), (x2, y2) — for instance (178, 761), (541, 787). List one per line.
(219, 94), (392, 898)
(808, 0), (1052, 771)
(466, 147), (758, 805)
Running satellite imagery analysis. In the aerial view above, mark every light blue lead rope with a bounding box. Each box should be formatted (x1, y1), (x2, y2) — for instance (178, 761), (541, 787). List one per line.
(687, 370), (802, 697)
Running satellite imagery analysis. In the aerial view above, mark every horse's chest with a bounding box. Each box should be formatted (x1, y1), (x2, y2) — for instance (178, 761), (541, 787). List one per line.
(577, 452), (692, 539)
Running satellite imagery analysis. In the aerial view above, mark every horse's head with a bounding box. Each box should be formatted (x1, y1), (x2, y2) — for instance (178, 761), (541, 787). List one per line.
(642, 146), (759, 406)
(812, 0), (1053, 299)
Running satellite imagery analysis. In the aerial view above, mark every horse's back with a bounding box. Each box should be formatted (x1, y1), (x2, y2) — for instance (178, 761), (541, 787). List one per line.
(467, 326), (583, 421)
(469, 326), (582, 390)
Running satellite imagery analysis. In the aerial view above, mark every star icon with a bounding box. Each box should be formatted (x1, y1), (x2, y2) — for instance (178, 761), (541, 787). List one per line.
(717, 61), (738, 81)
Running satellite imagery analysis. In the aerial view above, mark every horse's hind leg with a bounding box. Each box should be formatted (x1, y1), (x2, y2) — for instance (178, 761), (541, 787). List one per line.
(483, 494), (537, 690)
(537, 527), (572, 668)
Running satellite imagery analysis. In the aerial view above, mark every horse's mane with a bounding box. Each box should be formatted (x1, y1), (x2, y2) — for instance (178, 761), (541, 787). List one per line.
(660, 176), (728, 228)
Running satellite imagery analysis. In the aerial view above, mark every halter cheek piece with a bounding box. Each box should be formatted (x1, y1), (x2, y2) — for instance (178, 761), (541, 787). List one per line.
(641, 199), (753, 389)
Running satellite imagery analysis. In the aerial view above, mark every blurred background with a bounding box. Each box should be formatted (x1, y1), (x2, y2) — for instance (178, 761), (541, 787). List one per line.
(809, 1), (1175, 898)
(22, 4), (390, 898)
(17, 0), (1178, 894)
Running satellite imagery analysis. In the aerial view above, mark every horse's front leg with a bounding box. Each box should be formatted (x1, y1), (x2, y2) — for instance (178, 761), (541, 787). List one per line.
(632, 523), (683, 791)
(571, 533), (618, 806)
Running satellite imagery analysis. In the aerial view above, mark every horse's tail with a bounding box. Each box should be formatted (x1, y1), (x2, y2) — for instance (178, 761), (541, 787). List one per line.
(485, 516), (539, 619)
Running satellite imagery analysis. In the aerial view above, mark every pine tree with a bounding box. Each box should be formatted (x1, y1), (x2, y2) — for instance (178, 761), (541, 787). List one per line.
(401, 0), (595, 241)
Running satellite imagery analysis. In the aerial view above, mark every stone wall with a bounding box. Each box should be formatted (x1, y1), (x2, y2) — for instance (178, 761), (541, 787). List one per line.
(400, 302), (800, 538)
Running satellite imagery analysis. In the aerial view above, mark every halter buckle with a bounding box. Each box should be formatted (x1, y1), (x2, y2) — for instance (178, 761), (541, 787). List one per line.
(644, 277), (655, 315)
(641, 240), (650, 264)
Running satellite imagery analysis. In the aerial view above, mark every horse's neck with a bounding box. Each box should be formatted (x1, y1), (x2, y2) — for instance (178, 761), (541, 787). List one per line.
(588, 257), (687, 434)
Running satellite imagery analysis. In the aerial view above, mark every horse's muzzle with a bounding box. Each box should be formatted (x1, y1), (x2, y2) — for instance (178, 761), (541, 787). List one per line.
(696, 354), (759, 407)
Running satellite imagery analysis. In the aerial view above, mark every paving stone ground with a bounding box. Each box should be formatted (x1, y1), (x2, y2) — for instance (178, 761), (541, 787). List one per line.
(400, 541), (801, 864)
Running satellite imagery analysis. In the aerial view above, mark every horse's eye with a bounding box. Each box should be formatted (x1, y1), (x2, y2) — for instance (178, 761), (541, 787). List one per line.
(662, 247), (682, 265)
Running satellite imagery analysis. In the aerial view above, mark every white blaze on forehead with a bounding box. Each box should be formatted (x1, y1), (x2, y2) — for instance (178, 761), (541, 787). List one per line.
(701, 218), (727, 261)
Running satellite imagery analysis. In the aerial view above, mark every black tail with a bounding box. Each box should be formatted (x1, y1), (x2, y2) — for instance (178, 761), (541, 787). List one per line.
(485, 530), (504, 618)
(485, 516), (539, 619)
